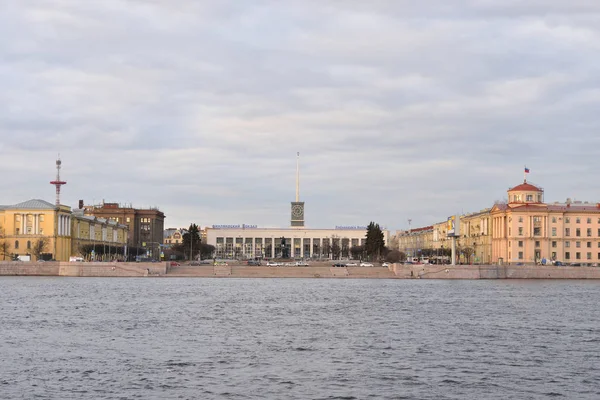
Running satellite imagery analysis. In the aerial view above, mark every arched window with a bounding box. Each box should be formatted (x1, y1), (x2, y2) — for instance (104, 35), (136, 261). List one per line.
(27, 241), (31, 249)
(15, 240), (19, 249)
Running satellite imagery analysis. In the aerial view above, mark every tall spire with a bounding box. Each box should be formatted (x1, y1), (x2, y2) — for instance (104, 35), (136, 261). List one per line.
(295, 152), (300, 202)
(50, 155), (67, 206)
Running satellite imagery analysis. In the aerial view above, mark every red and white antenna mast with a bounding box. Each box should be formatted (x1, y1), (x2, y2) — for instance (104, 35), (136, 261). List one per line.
(49, 156), (67, 206)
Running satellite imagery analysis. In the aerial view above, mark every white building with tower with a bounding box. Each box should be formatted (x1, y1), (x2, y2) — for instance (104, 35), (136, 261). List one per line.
(205, 153), (389, 259)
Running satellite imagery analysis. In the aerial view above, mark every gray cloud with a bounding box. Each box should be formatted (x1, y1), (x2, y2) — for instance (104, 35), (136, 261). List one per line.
(1, 0), (599, 230)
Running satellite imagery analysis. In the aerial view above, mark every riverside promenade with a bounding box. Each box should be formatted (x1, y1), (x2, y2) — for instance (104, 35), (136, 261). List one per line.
(2, 261), (600, 279)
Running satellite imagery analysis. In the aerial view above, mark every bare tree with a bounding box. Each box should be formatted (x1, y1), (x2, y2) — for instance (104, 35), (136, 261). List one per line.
(31, 238), (49, 261)
(0, 226), (11, 261)
(461, 247), (475, 264)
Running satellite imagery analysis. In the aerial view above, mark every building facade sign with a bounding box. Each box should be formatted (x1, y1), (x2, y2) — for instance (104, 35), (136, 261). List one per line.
(212, 224), (258, 229)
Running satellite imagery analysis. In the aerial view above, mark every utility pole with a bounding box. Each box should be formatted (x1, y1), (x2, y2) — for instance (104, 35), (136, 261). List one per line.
(408, 219), (412, 259)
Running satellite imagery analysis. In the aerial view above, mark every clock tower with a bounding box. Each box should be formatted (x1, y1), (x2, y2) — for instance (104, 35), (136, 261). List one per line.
(291, 152), (305, 227)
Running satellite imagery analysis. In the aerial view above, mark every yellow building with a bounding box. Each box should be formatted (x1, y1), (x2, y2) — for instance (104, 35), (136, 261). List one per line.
(0, 199), (128, 261)
(396, 208), (491, 264)
(71, 209), (130, 261)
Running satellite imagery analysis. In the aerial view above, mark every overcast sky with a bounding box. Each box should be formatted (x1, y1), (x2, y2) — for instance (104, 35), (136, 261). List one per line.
(1, 1), (599, 231)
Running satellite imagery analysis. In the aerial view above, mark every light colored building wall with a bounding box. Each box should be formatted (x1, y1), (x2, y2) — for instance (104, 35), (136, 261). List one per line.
(491, 182), (600, 265)
(71, 212), (129, 261)
(0, 200), (128, 261)
(206, 227), (389, 260)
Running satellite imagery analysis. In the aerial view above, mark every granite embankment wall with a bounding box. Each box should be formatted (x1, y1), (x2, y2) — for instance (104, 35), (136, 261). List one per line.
(3, 262), (600, 279)
(390, 264), (600, 279)
(167, 266), (398, 278)
(0, 262), (167, 277)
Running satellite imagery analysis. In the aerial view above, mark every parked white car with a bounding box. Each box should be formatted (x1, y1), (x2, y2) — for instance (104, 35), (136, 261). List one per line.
(360, 262), (374, 267)
(266, 261), (279, 266)
(346, 262), (358, 266)
(382, 262), (391, 267)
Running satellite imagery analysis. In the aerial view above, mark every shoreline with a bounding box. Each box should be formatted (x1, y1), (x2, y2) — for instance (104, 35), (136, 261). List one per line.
(2, 261), (600, 279)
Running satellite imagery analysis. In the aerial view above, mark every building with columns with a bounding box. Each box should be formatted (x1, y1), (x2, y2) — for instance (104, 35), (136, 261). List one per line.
(0, 199), (129, 261)
(206, 226), (389, 260)
(395, 176), (600, 266)
(491, 181), (600, 265)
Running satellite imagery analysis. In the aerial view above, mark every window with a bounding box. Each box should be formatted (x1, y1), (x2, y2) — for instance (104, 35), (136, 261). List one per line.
(533, 216), (542, 223)
(576, 228), (581, 237)
(552, 227), (557, 236)
(576, 252), (581, 260)
(598, 228), (600, 237)
(551, 252), (557, 259)
(534, 227), (541, 236)
(565, 228), (570, 237)
(15, 228), (20, 235)
(587, 218), (592, 224)
(587, 252), (592, 260)
(509, 228), (512, 236)
(552, 241), (557, 248)
(518, 252), (524, 260)
(518, 227), (524, 236)
(552, 216), (557, 223)
(509, 241), (512, 247)
(39, 228), (43, 234)
(576, 218), (581, 224)
(566, 217), (571, 223)
(518, 241), (524, 248)
(565, 241), (571, 248)
(518, 216), (523, 223)
(27, 227), (32, 234)
(126, 217), (131, 223)
(527, 194), (533, 201)
(15, 240), (19, 249)
(588, 228), (593, 237)
(535, 241), (540, 248)
(576, 241), (581, 248)
(565, 252), (570, 260)
(587, 242), (592, 248)
(27, 240), (31, 249)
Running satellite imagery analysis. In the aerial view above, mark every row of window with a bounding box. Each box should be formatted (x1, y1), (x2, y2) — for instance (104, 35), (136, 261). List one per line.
(513, 216), (600, 224)
(13, 240), (33, 249)
(511, 240), (600, 248)
(14, 215), (45, 222)
(14, 228), (45, 235)
(108, 217), (131, 223)
(512, 251), (600, 260)
(509, 227), (600, 237)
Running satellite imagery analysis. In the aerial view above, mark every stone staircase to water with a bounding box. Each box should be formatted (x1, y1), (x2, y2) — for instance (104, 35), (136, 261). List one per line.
(330, 267), (349, 277)
(214, 265), (231, 276)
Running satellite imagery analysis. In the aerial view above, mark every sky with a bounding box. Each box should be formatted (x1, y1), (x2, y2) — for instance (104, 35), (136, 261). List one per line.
(1, 1), (599, 231)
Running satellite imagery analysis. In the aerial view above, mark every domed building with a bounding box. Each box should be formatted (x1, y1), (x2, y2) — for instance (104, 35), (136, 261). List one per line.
(491, 178), (600, 265)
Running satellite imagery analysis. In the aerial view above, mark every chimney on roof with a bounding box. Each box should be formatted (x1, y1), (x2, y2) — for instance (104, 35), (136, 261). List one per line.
(566, 198), (572, 205)
(78, 199), (84, 209)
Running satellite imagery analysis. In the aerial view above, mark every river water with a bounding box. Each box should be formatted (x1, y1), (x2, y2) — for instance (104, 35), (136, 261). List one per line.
(1, 277), (599, 399)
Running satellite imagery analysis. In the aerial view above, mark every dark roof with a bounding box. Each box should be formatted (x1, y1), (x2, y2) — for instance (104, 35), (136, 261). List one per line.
(0, 199), (56, 210)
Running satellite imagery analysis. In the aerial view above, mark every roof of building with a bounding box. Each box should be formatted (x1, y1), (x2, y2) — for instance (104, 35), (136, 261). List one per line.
(508, 181), (543, 192)
(0, 199), (56, 210)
